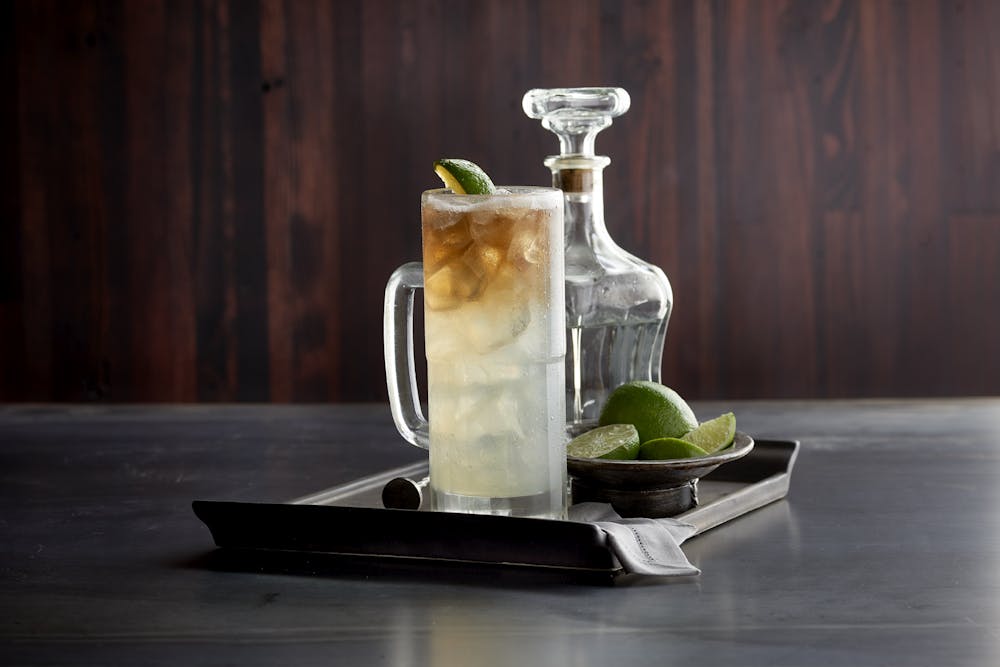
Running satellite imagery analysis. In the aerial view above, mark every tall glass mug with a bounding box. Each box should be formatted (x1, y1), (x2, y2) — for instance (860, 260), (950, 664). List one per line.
(384, 186), (567, 519)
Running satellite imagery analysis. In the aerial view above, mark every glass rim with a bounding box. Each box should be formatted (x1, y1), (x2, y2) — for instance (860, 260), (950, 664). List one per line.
(422, 186), (562, 200)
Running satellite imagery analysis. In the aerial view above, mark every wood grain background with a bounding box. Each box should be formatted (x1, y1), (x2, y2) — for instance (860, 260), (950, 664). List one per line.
(3, 0), (999, 402)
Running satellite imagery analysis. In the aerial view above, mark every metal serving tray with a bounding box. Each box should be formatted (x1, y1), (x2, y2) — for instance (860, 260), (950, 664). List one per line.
(193, 439), (799, 581)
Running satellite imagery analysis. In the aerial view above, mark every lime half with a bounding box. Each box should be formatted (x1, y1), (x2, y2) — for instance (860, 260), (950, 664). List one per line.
(598, 381), (699, 444)
(433, 158), (497, 195)
(681, 412), (737, 454)
(566, 423), (641, 460)
(638, 437), (709, 461)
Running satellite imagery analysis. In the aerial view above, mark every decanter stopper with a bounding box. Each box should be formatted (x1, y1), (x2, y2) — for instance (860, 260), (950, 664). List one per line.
(522, 87), (631, 157)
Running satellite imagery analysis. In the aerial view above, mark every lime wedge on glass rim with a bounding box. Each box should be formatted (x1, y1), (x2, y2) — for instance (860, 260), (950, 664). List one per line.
(566, 423), (641, 460)
(433, 158), (497, 195)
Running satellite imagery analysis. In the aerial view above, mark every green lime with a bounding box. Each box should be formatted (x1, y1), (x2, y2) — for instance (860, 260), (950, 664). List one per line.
(433, 158), (497, 195)
(598, 381), (698, 444)
(566, 423), (641, 460)
(638, 437), (709, 460)
(681, 412), (736, 454)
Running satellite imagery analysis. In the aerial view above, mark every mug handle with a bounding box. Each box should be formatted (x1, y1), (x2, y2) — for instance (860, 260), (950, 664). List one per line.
(383, 262), (429, 449)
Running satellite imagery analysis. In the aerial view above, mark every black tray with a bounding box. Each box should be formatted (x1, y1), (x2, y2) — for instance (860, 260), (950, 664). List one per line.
(193, 439), (799, 580)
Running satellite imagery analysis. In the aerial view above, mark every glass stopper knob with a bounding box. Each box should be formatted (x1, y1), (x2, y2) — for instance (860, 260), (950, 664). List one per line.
(522, 87), (631, 157)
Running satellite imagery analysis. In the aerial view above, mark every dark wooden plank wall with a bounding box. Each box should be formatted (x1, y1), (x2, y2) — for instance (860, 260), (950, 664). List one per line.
(3, 0), (998, 402)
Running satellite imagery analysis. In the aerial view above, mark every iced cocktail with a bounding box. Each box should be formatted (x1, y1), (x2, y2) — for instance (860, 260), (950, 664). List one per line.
(384, 186), (567, 518)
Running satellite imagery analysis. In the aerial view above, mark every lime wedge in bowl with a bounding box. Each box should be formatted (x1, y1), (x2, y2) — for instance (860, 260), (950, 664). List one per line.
(567, 424), (641, 460)
(681, 412), (737, 454)
(638, 437), (709, 460)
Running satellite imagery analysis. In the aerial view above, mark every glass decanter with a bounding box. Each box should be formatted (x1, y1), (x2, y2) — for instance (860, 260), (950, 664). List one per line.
(522, 87), (673, 427)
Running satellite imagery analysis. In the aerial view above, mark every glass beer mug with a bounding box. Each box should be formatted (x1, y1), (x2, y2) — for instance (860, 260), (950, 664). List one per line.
(383, 186), (568, 519)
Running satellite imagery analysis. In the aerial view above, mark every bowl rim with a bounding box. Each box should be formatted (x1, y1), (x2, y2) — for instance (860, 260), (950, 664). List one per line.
(567, 431), (754, 470)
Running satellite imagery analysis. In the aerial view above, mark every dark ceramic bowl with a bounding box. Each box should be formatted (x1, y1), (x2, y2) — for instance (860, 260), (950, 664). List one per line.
(567, 432), (754, 517)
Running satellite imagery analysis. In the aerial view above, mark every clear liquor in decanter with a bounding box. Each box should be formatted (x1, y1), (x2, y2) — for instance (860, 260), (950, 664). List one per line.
(523, 87), (673, 426)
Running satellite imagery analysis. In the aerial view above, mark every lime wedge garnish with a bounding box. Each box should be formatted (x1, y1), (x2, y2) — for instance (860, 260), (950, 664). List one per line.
(638, 437), (709, 460)
(598, 381), (698, 444)
(681, 412), (736, 453)
(433, 158), (497, 195)
(566, 424), (641, 460)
